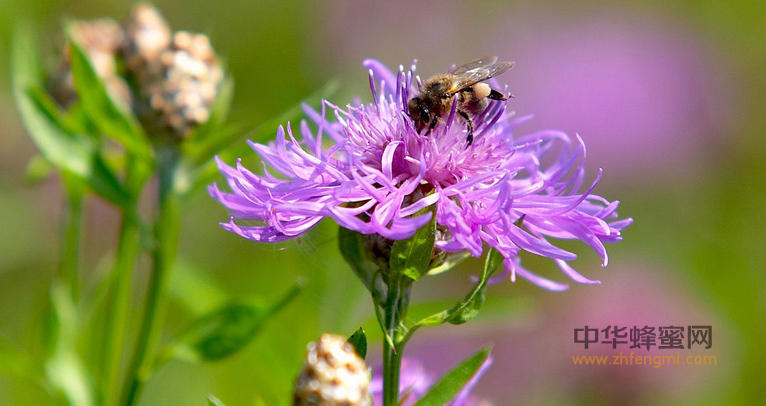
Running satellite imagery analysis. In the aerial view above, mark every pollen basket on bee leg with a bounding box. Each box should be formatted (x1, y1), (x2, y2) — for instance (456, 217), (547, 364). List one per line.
(473, 82), (491, 99)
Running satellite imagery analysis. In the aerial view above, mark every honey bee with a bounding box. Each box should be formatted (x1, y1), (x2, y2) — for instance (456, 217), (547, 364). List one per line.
(407, 56), (514, 146)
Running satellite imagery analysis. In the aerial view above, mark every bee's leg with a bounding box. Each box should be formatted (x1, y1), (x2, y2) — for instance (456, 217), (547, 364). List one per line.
(457, 110), (474, 146)
(488, 89), (507, 101)
(427, 115), (438, 134)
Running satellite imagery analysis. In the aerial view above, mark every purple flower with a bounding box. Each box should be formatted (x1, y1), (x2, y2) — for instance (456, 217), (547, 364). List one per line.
(209, 59), (632, 290)
(369, 357), (493, 406)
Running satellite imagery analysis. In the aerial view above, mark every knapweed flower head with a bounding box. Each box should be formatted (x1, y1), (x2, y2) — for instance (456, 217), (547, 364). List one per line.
(210, 59), (632, 290)
(370, 357), (492, 406)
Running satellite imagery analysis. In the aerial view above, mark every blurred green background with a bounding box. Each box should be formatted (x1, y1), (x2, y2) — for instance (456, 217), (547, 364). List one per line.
(1, 0), (764, 405)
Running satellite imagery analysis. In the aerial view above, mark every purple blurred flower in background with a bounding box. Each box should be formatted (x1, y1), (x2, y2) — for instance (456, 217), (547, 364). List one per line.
(370, 357), (493, 406)
(490, 13), (731, 182)
(210, 60), (631, 290)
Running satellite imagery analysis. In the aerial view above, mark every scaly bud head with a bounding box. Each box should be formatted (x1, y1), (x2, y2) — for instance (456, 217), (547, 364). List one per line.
(293, 334), (371, 406)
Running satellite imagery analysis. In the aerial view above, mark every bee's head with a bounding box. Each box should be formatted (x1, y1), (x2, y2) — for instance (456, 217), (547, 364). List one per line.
(407, 96), (431, 132)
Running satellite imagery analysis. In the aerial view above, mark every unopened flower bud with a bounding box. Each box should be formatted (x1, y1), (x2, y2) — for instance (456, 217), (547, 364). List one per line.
(49, 18), (131, 109)
(130, 26), (223, 137)
(293, 334), (371, 406)
(121, 2), (171, 84)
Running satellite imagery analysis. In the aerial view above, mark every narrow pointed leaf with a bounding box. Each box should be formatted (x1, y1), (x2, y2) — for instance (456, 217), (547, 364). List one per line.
(13, 34), (88, 175)
(418, 248), (503, 326)
(166, 286), (300, 363)
(347, 327), (368, 359)
(44, 282), (95, 406)
(68, 38), (151, 159)
(413, 347), (491, 406)
(11, 26), (129, 207)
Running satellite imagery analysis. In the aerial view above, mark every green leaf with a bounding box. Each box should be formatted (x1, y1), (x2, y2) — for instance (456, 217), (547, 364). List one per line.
(418, 248), (503, 326)
(413, 347), (491, 406)
(484, 247), (504, 279)
(11, 25), (130, 208)
(347, 327), (367, 359)
(207, 394), (227, 406)
(62, 103), (98, 137)
(165, 286), (300, 363)
(12, 28), (86, 174)
(443, 248), (501, 325)
(89, 151), (133, 208)
(44, 282), (95, 406)
(390, 207), (436, 281)
(337, 226), (380, 293)
(67, 37), (151, 159)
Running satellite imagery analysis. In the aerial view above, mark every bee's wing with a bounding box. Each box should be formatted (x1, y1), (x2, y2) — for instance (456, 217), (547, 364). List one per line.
(447, 60), (515, 94)
(451, 56), (500, 75)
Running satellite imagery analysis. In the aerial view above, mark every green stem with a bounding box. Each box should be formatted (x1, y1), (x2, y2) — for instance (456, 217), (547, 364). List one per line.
(382, 273), (412, 406)
(59, 176), (84, 302)
(122, 147), (181, 406)
(102, 210), (141, 406)
(102, 153), (146, 406)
